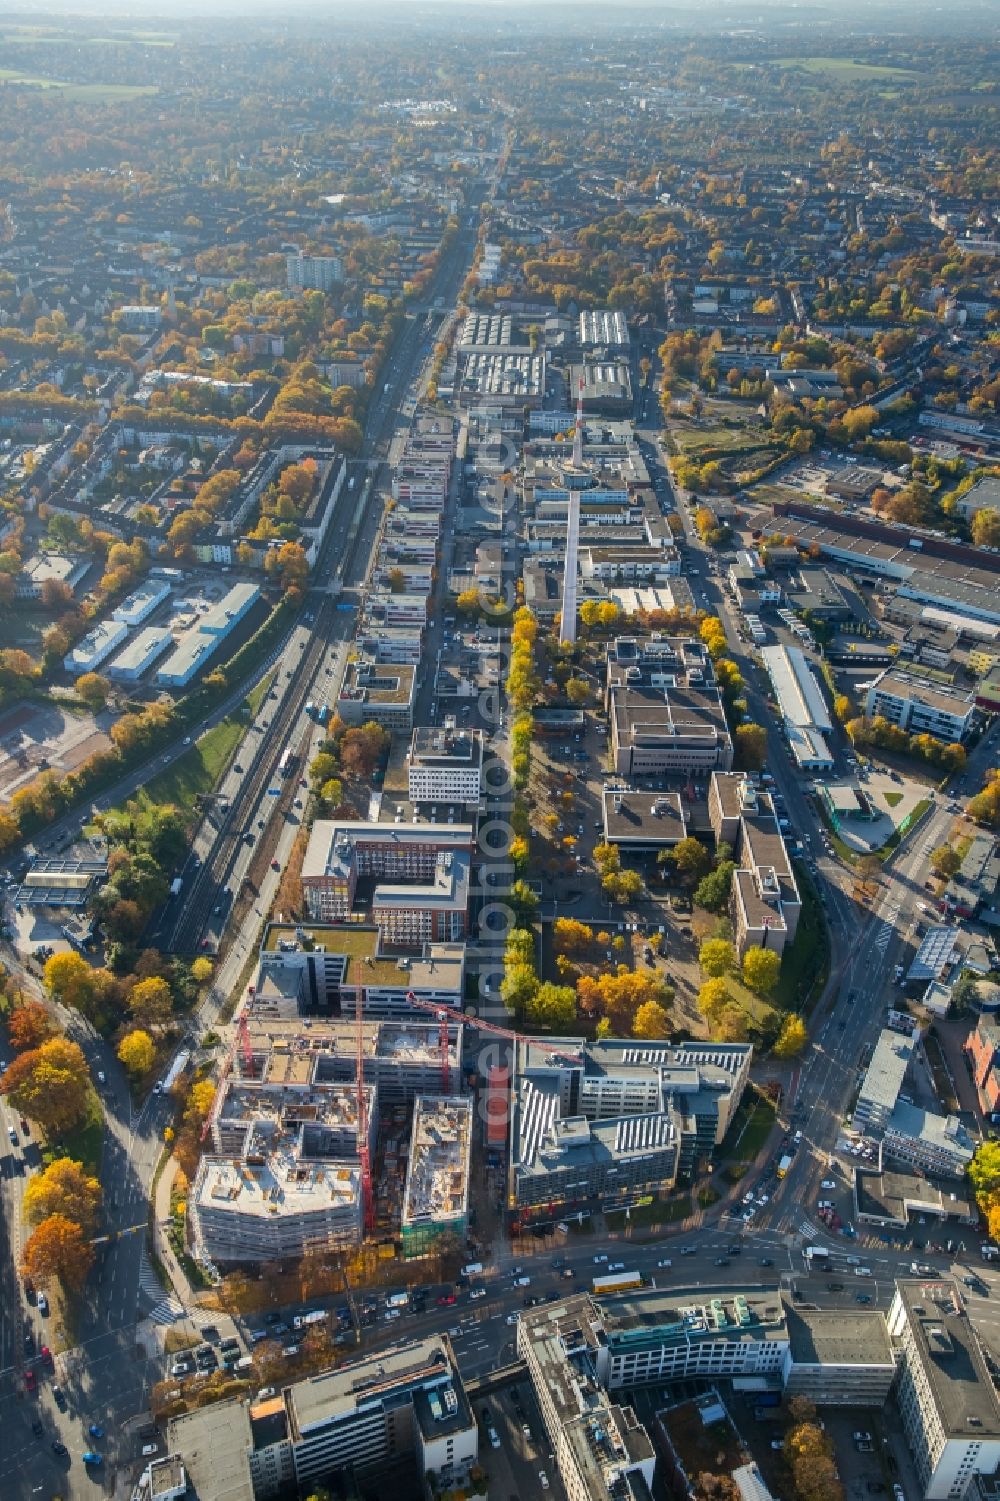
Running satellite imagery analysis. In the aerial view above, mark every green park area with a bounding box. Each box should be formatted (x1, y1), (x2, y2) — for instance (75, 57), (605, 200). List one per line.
(774, 56), (915, 81)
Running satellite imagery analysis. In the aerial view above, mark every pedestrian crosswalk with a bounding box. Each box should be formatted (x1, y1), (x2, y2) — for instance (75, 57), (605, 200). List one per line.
(138, 1251), (185, 1326)
(873, 901), (900, 957)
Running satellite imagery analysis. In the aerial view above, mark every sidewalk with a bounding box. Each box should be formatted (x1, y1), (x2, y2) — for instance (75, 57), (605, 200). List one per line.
(152, 1151), (202, 1309)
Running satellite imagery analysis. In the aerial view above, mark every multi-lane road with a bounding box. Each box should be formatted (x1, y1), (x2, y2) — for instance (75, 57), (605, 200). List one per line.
(0, 215), (485, 1500)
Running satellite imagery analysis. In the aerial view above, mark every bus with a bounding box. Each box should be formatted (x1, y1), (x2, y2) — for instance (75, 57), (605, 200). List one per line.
(278, 748), (296, 778)
(592, 1271), (643, 1297)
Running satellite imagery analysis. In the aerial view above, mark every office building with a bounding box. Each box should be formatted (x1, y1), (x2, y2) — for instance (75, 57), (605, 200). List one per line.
(407, 727), (483, 806)
(300, 821), (473, 923)
(708, 773), (801, 960)
(510, 1038), (751, 1221)
(518, 1295), (655, 1501)
(286, 253), (343, 291)
(607, 639), (733, 777)
(337, 658), (418, 731)
(854, 1028), (915, 1134)
(400, 1096), (472, 1259)
(887, 1280), (1000, 1500)
(254, 924), (465, 1021)
(853, 1029), (974, 1178)
(865, 668), (976, 743)
(589, 1285), (790, 1390)
(163, 1338), (476, 1500)
(370, 850), (470, 945)
(781, 1301), (896, 1406)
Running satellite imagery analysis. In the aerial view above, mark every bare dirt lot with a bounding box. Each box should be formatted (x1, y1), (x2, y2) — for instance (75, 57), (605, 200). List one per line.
(0, 699), (114, 801)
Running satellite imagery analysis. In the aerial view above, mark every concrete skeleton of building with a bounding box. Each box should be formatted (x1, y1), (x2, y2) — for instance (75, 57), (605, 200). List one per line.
(400, 1095), (472, 1258)
(300, 822), (473, 942)
(510, 1038), (751, 1222)
(190, 1071), (370, 1267)
(156, 1337), (477, 1501)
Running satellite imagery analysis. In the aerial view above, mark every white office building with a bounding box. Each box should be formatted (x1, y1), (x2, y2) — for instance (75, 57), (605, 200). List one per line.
(407, 727), (483, 806)
(887, 1280), (1000, 1500)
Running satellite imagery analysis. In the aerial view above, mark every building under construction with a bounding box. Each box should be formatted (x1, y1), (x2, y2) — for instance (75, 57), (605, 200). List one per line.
(189, 1011), (466, 1269)
(400, 1097), (473, 1260)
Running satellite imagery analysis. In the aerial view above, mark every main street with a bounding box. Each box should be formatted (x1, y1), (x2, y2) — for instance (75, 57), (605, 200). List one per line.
(0, 216), (484, 1501)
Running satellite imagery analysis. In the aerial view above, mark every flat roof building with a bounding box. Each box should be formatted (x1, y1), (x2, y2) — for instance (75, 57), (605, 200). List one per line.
(107, 625), (173, 682)
(511, 1038), (751, 1222)
(164, 1337), (477, 1500)
(300, 822), (473, 925)
(888, 1279), (1000, 1500)
(337, 659), (418, 731)
(710, 774), (801, 961)
(255, 924), (465, 1021)
(609, 667), (733, 778)
(63, 617), (128, 675)
(156, 581), (260, 688)
(865, 668), (975, 744)
(854, 1027), (914, 1134)
(112, 578), (172, 626)
(781, 1299), (896, 1407)
(760, 643), (834, 768)
(408, 728), (483, 807)
(518, 1295), (655, 1501)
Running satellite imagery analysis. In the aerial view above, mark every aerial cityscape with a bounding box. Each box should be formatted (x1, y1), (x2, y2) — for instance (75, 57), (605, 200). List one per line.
(1, 3), (1000, 1499)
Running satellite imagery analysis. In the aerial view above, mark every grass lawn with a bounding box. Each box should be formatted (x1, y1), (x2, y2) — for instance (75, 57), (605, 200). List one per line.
(0, 70), (157, 99)
(606, 1194), (690, 1231)
(731, 1096), (778, 1160)
(774, 56), (913, 80)
(773, 874), (829, 1012)
(128, 689), (264, 822)
(883, 790), (903, 808)
(672, 422), (767, 456)
(45, 1084), (103, 1176)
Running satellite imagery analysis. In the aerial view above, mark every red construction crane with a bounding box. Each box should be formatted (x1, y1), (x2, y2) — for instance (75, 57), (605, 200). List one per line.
(404, 991), (580, 1074)
(355, 1001), (375, 1235)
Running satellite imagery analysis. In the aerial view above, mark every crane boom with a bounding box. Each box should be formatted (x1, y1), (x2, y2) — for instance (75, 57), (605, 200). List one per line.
(404, 991), (578, 1057)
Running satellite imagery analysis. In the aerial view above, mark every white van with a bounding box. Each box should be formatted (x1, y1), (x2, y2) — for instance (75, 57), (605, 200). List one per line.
(461, 1262), (483, 1277)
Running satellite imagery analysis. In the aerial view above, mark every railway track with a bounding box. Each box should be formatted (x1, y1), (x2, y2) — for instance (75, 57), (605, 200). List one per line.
(167, 596), (334, 953)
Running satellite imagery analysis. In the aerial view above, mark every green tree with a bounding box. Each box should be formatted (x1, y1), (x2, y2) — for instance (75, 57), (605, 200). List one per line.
(694, 861), (736, 913)
(23, 1157), (101, 1233)
(735, 722), (768, 770)
(930, 845), (961, 878)
(500, 962), (538, 1015)
(0, 1037), (91, 1132)
(21, 1213), (94, 1291)
(968, 1140), (1000, 1209)
(526, 982), (576, 1032)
